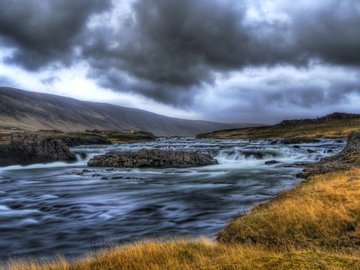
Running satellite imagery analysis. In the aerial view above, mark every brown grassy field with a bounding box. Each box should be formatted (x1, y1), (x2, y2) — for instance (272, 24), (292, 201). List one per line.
(5, 168), (360, 270)
(6, 239), (360, 270)
(219, 168), (360, 250)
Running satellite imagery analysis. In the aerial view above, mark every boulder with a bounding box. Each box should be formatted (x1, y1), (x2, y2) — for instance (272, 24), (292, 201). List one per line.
(265, 160), (280, 165)
(301, 131), (360, 178)
(0, 133), (76, 166)
(88, 149), (218, 168)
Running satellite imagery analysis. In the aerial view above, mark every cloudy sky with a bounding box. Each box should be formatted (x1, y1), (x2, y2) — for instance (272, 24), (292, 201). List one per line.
(0, 0), (360, 123)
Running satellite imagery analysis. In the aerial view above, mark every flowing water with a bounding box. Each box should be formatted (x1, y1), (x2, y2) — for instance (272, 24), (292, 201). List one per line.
(0, 138), (345, 261)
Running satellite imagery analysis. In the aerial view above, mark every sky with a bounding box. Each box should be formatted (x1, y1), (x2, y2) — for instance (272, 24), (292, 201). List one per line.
(0, 0), (360, 124)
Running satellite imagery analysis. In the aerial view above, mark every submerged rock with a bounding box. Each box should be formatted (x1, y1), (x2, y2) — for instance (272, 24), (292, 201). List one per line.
(282, 138), (321, 144)
(301, 131), (360, 178)
(265, 160), (281, 165)
(88, 149), (218, 168)
(0, 133), (76, 166)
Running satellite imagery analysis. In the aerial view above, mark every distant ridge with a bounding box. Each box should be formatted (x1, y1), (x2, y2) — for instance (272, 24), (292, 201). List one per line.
(197, 112), (360, 139)
(278, 112), (360, 126)
(0, 87), (257, 136)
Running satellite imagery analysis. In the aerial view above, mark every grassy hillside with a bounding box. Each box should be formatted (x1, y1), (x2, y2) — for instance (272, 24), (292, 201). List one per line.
(0, 87), (253, 136)
(197, 112), (360, 139)
(6, 168), (360, 269)
(219, 168), (360, 250)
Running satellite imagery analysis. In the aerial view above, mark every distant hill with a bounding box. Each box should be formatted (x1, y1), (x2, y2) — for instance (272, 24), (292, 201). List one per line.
(0, 87), (257, 136)
(197, 112), (360, 139)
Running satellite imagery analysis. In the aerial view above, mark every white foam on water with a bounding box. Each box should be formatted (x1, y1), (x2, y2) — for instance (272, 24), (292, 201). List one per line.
(18, 218), (39, 226)
(39, 194), (59, 200)
(0, 205), (10, 211)
(98, 213), (112, 220)
(0, 207), (39, 217)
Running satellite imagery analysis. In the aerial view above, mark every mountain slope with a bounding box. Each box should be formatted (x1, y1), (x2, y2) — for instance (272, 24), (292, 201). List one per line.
(0, 87), (253, 136)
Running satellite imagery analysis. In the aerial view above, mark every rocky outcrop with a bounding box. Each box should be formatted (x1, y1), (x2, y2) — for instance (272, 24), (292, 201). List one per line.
(301, 131), (360, 178)
(57, 134), (111, 147)
(278, 112), (360, 127)
(0, 133), (76, 166)
(88, 149), (218, 168)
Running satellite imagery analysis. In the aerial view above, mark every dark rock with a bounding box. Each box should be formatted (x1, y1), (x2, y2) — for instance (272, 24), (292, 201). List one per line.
(265, 160), (280, 165)
(242, 150), (281, 160)
(88, 149), (218, 168)
(301, 131), (360, 178)
(282, 138), (321, 144)
(307, 149), (316, 153)
(0, 133), (76, 166)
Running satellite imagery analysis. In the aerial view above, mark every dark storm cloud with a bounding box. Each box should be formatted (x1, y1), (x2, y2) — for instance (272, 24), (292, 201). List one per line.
(290, 1), (360, 66)
(84, 0), (292, 103)
(83, 0), (360, 105)
(0, 0), (111, 70)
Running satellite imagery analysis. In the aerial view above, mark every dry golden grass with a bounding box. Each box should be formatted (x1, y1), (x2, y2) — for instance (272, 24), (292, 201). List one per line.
(200, 119), (360, 139)
(6, 169), (360, 270)
(5, 239), (360, 270)
(219, 168), (360, 250)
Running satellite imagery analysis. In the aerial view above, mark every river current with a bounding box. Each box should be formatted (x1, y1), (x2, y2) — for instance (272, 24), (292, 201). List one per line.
(0, 138), (345, 260)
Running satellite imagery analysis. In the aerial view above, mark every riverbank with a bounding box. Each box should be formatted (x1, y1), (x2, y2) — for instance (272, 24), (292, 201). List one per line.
(0, 130), (156, 166)
(5, 136), (360, 269)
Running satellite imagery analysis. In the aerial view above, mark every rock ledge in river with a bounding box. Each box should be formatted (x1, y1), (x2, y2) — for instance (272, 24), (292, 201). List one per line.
(301, 131), (360, 178)
(0, 133), (76, 166)
(88, 149), (218, 168)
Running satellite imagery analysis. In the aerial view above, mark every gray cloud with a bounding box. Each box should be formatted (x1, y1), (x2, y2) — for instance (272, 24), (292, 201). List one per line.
(83, 0), (360, 105)
(198, 67), (360, 123)
(41, 76), (60, 86)
(0, 76), (15, 87)
(0, 0), (111, 70)
(289, 1), (360, 66)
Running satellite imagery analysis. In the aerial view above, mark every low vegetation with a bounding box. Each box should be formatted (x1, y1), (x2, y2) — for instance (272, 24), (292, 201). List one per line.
(94, 130), (156, 144)
(198, 112), (360, 139)
(5, 168), (360, 269)
(0, 130), (156, 146)
(6, 239), (360, 270)
(32, 130), (156, 144)
(219, 168), (360, 251)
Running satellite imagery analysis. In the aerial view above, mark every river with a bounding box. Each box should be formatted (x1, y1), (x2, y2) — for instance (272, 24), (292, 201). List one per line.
(0, 138), (345, 260)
